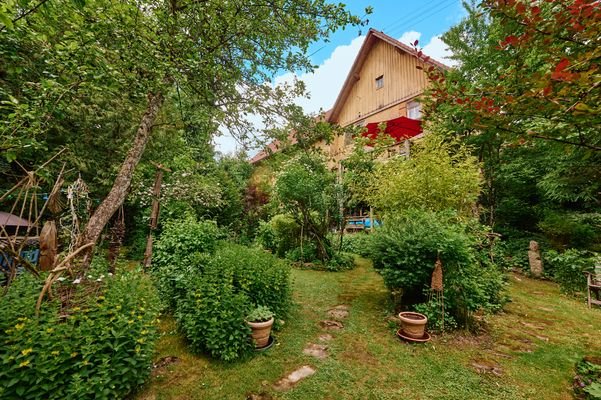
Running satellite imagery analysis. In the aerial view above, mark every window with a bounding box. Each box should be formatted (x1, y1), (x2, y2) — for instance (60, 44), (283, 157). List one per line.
(375, 75), (384, 90)
(407, 101), (422, 120)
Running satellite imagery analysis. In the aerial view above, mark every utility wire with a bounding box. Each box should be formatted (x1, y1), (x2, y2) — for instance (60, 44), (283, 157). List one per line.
(387, 1), (459, 39)
(382, 0), (455, 34)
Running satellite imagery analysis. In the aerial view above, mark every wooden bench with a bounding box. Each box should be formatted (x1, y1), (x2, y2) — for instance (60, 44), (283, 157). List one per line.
(587, 265), (601, 309)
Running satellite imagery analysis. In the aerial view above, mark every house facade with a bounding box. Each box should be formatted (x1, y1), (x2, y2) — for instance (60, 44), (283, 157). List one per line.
(251, 28), (448, 167)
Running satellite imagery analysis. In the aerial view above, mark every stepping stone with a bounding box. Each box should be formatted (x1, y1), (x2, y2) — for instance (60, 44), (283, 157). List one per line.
(273, 365), (316, 391)
(318, 333), (333, 342)
(327, 305), (350, 320)
(320, 320), (344, 330)
(303, 343), (328, 359)
(471, 360), (503, 376)
(153, 355), (180, 369)
(246, 393), (273, 400)
(520, 321), (545, 330)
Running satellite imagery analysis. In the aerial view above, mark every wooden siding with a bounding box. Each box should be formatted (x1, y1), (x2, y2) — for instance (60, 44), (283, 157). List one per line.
(335, 40), (426, 127)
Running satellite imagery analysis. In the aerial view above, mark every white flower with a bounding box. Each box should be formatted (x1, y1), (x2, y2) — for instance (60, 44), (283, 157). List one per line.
(108, 273), (113, 276)
(57, 277), (66, 282)
(73, 278), (81, 284)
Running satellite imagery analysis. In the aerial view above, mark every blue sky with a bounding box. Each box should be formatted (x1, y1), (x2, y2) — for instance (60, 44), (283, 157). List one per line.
(308, 0), (466, 66)
(216, 0), (467, 154)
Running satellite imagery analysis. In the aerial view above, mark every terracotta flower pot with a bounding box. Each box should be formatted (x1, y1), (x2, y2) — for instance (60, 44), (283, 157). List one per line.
(398, 312), (428, 339)
(247, 317), (274, 348)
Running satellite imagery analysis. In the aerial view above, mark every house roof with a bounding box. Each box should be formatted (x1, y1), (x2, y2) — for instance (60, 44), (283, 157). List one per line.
(327, 28), (449, 124)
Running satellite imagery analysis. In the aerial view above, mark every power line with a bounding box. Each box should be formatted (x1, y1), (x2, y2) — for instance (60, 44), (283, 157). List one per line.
(387, 1), (459, 39)
(382, 0), (455, 34)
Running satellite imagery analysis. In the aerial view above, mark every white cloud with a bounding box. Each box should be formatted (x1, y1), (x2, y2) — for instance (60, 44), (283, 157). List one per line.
(274, 35), (366, 115)
(422, 35), (457, 67)
(398, 31), (421, 46)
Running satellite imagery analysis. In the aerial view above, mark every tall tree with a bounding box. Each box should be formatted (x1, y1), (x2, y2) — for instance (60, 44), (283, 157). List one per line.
(1, 0), (367, 262)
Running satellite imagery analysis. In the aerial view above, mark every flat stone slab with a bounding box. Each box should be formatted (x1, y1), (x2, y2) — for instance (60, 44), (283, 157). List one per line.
(320, 320), (344, 330)
(318, 333), (333, 342)
(246, 393), (273, 400)
(303, 343), (328, 359)
(273, 365), (316, 391)
(471, 360), (503, 376)
(327, 305), (350, 320)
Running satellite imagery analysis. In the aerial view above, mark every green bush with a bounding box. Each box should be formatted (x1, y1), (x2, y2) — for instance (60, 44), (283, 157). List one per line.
(539, 211), (601, 250)
(0, 271), (159, 399)
(544, 249), (597, 295)
(152, 218), (220, 309)
(175, 243), (291, 361)
(338, 232), (373, 257)
(257, 214), (300, 257)
(285, 243), (318, 263)
(369, 209), (507, 327)
(326, 251), (355, 271)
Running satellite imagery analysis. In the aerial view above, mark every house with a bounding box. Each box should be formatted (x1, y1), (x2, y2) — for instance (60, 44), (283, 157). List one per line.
(251, 28), (449, 167)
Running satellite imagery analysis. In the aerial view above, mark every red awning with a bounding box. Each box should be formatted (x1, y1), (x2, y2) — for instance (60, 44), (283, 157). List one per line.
(362, 116), (422, 143)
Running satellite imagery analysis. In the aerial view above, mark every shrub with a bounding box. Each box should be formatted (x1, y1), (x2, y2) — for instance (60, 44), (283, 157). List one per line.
(285, 242), (318, 263)
(539, 211), (601, 250)
(176, 270), (252, 361)
(0, 271), (159, 399)
(326, 251), (355, 271)
(544, 249), (597, 295)
(257, 214), (301, 257)
(152, 218), (220, 309)
(338, 232), (373, 257)
(175, 243), (291, 361)
(369, 209), (506, 327)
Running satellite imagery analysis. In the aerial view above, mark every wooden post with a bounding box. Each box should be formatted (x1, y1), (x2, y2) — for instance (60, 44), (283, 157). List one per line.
(142, 163), (171, 269)
(369, 206), (374, 233)
(39, 221), (57, 271)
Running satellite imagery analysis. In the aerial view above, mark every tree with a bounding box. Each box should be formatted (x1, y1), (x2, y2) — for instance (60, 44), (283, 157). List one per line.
(272, 153), (339, 261)
(1, 0), (367, 264)
(416, 1), (601, 243)
(368, 135), (482, 218)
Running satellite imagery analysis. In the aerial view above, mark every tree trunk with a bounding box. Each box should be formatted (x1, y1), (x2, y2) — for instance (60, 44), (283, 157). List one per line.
(142, 168), (164, 269)
(79, 92), (164, 267)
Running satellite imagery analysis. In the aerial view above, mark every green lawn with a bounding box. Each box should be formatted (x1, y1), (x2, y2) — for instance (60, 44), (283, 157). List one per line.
(135, 258), (601, 400)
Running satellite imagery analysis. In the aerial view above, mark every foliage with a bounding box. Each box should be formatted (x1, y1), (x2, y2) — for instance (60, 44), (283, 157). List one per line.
(175, 243), (291, 361)
(152, 218), (220, 309)
(257, 214), (301, 257)
(0, 271), (159, 399)
(539, 211), (601, 250)
(176, 269), (252, 362)
(247, 306), (274, 323)
(272, 153), (340, 261)
(544, 249), (597, 295)
(368, 135), (482, 217)
(574, 357), (601, 400)
(338, 233), (373, 258)
(413, 296), (458, 333)
(369, 209), (506, 326)
(421, 1), (601, 251)
(325, 251), (355, 272)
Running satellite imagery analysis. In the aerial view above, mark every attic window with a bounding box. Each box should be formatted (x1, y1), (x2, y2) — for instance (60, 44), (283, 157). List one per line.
(375, 75), (384, 90)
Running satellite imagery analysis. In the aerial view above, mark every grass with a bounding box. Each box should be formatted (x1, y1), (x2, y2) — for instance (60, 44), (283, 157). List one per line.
(135, 258), (601, 400)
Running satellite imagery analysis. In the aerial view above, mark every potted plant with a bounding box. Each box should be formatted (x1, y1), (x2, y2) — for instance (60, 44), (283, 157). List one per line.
(398, 311), (428, 339)
(246, 305), (274, 349)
